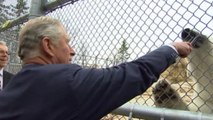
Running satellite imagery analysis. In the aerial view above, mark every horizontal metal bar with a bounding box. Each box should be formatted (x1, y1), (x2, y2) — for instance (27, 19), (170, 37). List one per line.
(43, 0), (80, 13)
(112, 103), (213, 120)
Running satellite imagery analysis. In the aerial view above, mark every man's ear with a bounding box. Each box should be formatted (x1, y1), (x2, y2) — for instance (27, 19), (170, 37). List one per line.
(40, 37), (55, 57)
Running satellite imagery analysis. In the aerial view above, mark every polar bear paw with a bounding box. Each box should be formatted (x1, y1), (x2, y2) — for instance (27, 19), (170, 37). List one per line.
(152, 80), (183, 108)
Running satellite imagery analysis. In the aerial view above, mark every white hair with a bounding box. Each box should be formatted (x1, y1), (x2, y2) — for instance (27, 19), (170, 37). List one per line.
(18, 16), (64, 60)
(0, 41), (7, 46)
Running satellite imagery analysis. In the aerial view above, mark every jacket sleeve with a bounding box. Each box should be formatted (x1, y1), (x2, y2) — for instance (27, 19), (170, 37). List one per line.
(68, 45), (178, 119)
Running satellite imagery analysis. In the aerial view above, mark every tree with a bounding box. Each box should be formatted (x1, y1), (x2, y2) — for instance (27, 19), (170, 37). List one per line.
(0, 0), (29, 29)
(114, 39), (130, 65)
(10, 0), (29, 18)
(9, 0), (29, 35)
(0, 0), (13, 24)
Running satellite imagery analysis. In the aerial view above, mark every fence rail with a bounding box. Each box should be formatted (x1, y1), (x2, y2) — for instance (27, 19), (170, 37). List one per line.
(112, 104), (213, 120)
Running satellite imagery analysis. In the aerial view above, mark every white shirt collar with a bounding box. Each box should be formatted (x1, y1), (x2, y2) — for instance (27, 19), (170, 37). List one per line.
(0, 68), (3, 76)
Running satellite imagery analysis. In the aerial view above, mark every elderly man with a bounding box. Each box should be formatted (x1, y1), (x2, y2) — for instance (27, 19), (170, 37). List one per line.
(0, 41), (14, 90)
(0, 16), (192, 120)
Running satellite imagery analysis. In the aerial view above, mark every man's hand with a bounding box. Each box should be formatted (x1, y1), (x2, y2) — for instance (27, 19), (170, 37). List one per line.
(172, 42), (192, 58)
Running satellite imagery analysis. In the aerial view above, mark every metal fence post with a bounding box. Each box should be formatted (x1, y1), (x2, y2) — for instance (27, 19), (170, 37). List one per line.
(29, 0), (45, 19)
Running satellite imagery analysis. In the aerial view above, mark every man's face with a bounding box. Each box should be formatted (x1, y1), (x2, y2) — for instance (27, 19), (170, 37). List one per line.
(0, 44), (9, 68)
(52, 26), (75, 64)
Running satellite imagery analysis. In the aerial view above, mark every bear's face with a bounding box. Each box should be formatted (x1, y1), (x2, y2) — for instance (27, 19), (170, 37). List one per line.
(181, 28), (208, 48)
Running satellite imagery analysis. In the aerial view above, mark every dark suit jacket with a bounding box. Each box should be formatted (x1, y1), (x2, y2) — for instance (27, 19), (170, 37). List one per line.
(3, 70), (14, 88)
(0, 46), (178, 120)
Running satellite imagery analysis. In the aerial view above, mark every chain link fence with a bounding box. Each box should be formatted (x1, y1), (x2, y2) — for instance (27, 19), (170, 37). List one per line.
(0, 0), (213, 119)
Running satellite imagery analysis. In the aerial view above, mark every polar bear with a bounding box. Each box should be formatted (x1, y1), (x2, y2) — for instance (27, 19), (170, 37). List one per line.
(152, 28), (213, 113)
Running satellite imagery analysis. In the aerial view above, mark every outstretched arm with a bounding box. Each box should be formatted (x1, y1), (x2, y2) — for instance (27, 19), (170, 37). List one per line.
(70, 42), (192, 119)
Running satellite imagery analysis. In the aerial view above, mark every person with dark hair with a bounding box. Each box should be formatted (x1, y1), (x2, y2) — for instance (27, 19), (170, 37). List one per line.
(0, 41), (14, 91)
(0, 16), (192, 120)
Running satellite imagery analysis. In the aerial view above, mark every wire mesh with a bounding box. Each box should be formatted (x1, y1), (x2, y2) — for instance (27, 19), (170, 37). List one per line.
(0, 0), (213, 119)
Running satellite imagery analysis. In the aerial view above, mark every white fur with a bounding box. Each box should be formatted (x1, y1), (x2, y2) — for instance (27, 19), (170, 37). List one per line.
(153, 36), (213, 113)
(187, 37), (213, 113)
